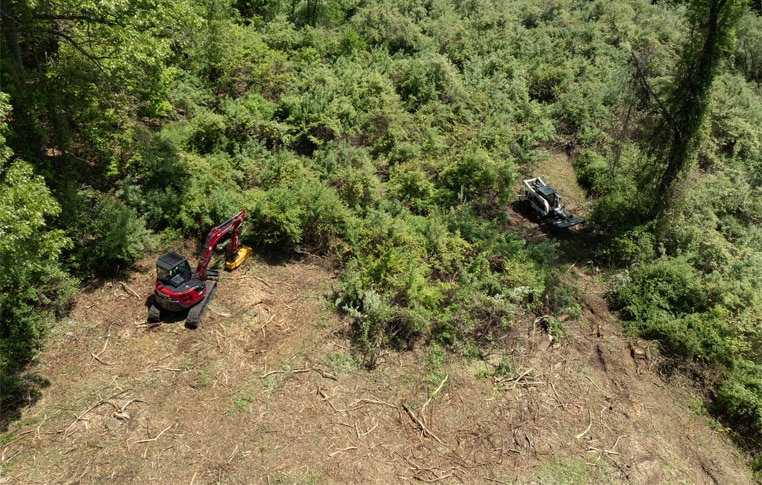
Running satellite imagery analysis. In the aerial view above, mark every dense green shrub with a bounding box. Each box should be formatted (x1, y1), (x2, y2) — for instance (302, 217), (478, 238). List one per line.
(391, 53), (465, 111)
(734, 11), (762, 84)
(66, 188), (154, 275)
(221, 93), (287, 150)
(716, 361), (762, 435)
(350, 3), (425, 55)
(335, 204), (556, 364)
(438, 150), (516, 214)
(597, 224), (657, 266)
(249, 176), (352, 253)
(614, 256), (706, 322)
(187, 109), (228, 154)
(573, 150), (610, 194)
(172, 152), (250, 232)
(387, 162), (439, 215)
(312, 143), (381, 209)
(0, 158), (74, 365)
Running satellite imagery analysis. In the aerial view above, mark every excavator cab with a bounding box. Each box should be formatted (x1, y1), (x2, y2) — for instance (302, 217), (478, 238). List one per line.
(156, 252), (193, 288)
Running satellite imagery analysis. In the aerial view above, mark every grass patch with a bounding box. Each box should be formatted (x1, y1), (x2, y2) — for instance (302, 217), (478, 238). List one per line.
(324, 351), (359, 376)
(532, 457), (594, 484)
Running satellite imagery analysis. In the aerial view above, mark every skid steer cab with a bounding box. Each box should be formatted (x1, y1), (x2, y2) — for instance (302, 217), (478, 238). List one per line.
(519, 177), (584, 229)
(148, 209), (252, 329)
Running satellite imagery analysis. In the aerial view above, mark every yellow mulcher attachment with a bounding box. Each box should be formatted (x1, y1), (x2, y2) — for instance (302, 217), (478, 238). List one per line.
(225, 246), (252, 271)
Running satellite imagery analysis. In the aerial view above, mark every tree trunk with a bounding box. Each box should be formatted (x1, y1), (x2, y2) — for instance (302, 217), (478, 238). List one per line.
(652, 0), (736, 217)
(1, 1), (45, 162)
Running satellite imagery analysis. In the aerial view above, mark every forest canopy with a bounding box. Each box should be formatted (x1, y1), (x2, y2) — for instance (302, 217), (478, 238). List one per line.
(4, 0), (762, 471)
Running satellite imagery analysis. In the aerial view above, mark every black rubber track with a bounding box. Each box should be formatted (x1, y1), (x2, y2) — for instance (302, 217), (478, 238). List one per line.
(186, 280), (217, 329)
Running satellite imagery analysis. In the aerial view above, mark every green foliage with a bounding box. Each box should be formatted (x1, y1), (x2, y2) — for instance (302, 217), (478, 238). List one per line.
(716, 361), (762, 434)
(1, 0), (201, 177)
(65, 188), (154, 276)
(0, 95), (74, 425)
(313, 142), (381, 209)
(598, 224), (657, 266)
(438, 150), (517, 214)
(340, 286), (394, 369)
(221, 92), (287, 150)
(735, 11), (762, 83)
(189, 8), (291, 98)
(336, 206), (554, 362)
(186, 110), (228, 154)
(613, 217), (762, 440)
(573, 150), (610, 195)
(249, 173), (352, 253)
(324, 351), (359, 375)
(392, 53), (465, 111)
(388, 162), (438, 215)
(614, 256), (705, 322)
(350, 3), (425, 54)
(705, 74), (762, 185)
(642, 0), (746, 214)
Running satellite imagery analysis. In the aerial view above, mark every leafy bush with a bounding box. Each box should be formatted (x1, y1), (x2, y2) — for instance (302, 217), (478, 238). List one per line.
(613, 256), (706, 323)
(249, 176), (352, 253)
(350, 3), (425, 55)
(716, 361), (762, 438)
(438, 150), (517, 214)
(67, 188), (154, 275)
(734, 12), (762, 83)
(312, 142), (381, 210)
(173, 152), (250, 233)
(597, 224), (657, 266)
(221, 93), (287, 150)
(0, 159), (74, 364)
(340, 286), (394, 369)
(335, 203), (556, 363)
(573, 150), (610, 194)
(186, 109), (228, 154)
(387, 162), (438, 215)
(391, 53), (465, 111)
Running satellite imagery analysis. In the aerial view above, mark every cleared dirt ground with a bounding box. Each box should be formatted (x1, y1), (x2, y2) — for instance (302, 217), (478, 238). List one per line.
(0, 156), (756, 484)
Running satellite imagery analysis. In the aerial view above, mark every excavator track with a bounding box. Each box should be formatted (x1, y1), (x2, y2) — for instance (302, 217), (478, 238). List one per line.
(147, 302), (161, 323)
(185, 280), (217, 329)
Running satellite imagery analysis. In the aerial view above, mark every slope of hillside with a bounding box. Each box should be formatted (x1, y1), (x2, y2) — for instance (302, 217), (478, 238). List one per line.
(0, 157), (755, 484)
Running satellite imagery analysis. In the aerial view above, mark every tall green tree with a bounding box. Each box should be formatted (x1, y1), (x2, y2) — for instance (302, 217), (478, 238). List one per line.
(0, 94), (74, 426)
(0, 0), (200, 175)
(645, 0), (746, 215)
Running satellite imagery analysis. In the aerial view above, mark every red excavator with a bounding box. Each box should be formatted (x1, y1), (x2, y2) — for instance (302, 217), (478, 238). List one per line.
(147, 209), (252, 328)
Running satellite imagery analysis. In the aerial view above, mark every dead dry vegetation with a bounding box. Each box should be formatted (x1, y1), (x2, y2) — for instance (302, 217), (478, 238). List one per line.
(0, 165), (756, 485)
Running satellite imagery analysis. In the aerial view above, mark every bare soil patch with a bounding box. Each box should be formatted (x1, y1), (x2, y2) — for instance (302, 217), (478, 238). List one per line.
(1, 155), (755, 484)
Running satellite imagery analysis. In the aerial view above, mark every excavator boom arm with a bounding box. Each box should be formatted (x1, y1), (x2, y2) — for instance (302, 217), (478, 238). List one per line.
(195, 209), (246, 277)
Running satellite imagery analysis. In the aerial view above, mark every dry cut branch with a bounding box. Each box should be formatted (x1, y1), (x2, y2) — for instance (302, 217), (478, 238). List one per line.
(64, 390), (128, 436)
(121, 282), (141, 299)
(90, 337), (114, 366)
(420, 373), (448, 413)
(259, 367), (337, 381)
(136, 423), (174, 444)
(402, 404), (445, 445)
(575, 409), (593, 439)
(328, 446), (357, 457)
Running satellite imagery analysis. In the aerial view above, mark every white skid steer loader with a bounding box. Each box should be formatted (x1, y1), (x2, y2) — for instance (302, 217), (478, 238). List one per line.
(519, 177), (584, 229)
